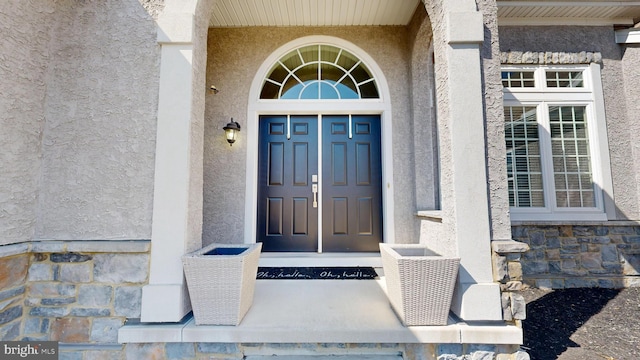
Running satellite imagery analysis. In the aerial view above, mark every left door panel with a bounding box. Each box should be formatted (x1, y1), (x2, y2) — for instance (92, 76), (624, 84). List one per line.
(257, 115), (318, 251)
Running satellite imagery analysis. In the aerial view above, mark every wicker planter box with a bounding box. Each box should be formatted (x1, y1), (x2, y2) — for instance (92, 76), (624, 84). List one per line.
(182, 242), (262, 325)
(380, 243), (460, 326)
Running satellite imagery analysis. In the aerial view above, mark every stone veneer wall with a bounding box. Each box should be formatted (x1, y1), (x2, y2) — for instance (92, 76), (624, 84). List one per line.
(0, 247), (29, 340)
(0, 241), (149, 350)
(512, 224), (640, 288)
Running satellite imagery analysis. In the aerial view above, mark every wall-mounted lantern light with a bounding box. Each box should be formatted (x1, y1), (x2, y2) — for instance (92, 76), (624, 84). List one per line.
(223, 118), (241, 146)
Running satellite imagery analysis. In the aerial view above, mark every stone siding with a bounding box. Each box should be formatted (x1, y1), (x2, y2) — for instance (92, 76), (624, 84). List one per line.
(0, 250), (29, 340)
(512, 224), (640, 288)
(0, 241), (149, 345)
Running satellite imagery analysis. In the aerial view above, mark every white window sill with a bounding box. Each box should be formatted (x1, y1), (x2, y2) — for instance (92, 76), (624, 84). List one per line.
(119, 278), (522, 345)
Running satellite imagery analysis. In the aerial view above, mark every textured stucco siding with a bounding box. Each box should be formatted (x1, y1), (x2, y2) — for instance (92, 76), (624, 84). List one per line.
(620, 44), (640, 222)
(479, 0), (513, 242)
(499, 26), (638, 221)
(34, 0), (161, 240)
(203, 27), (417, 245)
(0, 1), (54, 246)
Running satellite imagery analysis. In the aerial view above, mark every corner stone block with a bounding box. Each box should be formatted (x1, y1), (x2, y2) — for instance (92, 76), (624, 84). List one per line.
(165, 343), (196, 359)
(93, 254), (149, 283)
(507, 262), (523, 280)
(492, 253), (508, 282)
(601, 245), (618, 263)
(114, 286), (142, 318)
(501, 293), (512, 321)
(29, 283), (76, 297)
(0, 320), (21, 341)
(28, 263), (53, 281)
(59, 263), (92, 283)
(510, 293), (526, 320)
(51, 317), (91, 342)
(125, 343), (165, 359)
(90, 317), (123, 343)
(0, 306), (22, 326)
(580, 252), (602, 270)
(0, 255), (29, 289)
(78, 285), (112, 307)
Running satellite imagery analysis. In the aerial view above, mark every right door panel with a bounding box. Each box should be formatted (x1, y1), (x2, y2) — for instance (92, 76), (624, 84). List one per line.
(321, 115), (383, 252)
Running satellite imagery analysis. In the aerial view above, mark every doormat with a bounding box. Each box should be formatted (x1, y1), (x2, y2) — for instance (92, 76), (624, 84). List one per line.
(257, 267), (378, 280)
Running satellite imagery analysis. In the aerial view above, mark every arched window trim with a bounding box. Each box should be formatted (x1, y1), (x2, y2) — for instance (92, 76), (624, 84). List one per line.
(260, 44), (380, 100)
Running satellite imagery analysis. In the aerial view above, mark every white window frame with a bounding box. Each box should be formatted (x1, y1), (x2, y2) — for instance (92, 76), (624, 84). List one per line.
(503, 64), (615, 221)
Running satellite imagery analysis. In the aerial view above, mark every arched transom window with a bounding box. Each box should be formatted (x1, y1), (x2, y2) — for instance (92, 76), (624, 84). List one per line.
(260, 44), (379, 100)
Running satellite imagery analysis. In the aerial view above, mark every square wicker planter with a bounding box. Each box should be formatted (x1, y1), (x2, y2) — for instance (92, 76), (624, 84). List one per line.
(182, 242), (262, 325)
(380, 243), (460, 326)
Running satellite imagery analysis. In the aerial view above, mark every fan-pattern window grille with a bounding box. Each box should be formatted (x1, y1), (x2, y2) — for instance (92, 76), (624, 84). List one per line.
(260, 44), (379, 100)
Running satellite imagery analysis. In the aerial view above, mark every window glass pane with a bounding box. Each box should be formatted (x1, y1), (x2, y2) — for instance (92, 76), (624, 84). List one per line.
(260, 81), (280, 99)
(280, 49), (303, 72)
(319, 82), (340, 99)
(338, 76), (358, 97)
(335, 50), (358, 71)
(501, 71), (535, 88)
(281, 76), (302, 98)
(320, 45), (340, 63)
(546, 71), (584, 88)
(548, 105), (595, 207)
(294, 63), (318, 83)
(336, 83), (359, 99)
(321, 62), (343, 83)
(298, 45), (319, 63)
(351, 63), (372, 84)
(504, 106), (544, 207)
(359, 80), (379, 99)
(267, 63), (289, 84)
(299, 82), (320, 99)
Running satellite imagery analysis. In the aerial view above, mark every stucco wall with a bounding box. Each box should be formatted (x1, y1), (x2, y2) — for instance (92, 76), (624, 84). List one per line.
(0, 1), (54, 246)
(203, 26), (417, 246)
(34, 0), (161, 240)
(408, 6), (438, 214)
(478, 0), (513, 242)
(620, 44), (640, 222)
(499, 26), (639, 221)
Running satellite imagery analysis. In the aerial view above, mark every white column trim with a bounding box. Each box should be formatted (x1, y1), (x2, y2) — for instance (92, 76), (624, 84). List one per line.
(141, 40), (198, 322)
(442, 9), (503, 321)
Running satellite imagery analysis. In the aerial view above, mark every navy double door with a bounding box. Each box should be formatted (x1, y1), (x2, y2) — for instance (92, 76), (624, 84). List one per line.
(257, 115), (383, 252)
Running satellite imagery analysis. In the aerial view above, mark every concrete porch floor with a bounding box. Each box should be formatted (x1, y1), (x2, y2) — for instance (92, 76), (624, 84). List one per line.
(119, 277), (522, 345)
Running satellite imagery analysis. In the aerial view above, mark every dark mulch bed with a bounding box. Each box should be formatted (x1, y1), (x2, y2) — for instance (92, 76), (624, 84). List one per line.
(521, 287), (640, 360)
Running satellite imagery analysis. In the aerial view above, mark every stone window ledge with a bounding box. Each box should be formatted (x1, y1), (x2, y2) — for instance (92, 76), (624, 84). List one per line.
(119, 279), (522, 345)
(0, 240), (151, 259)
(511, 220), (640, 226)
(416, 210), (443, 221)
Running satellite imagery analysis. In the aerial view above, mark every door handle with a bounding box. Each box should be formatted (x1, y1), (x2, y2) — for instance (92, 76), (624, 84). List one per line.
(312, 184), (318, 208)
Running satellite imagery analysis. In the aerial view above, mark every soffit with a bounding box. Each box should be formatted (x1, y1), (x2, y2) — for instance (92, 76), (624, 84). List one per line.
(208, 0), (640, 28)
(209, 0), (421, 27)
(497, 1), (640, 25)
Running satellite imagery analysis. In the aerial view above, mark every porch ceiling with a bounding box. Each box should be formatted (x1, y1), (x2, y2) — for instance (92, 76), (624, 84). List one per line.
(208, 0), (640, 27)
(208, 0), (421, 27)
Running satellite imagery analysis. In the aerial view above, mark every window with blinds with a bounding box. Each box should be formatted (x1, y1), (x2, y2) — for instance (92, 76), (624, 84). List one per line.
(501, 65), (610, 221)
